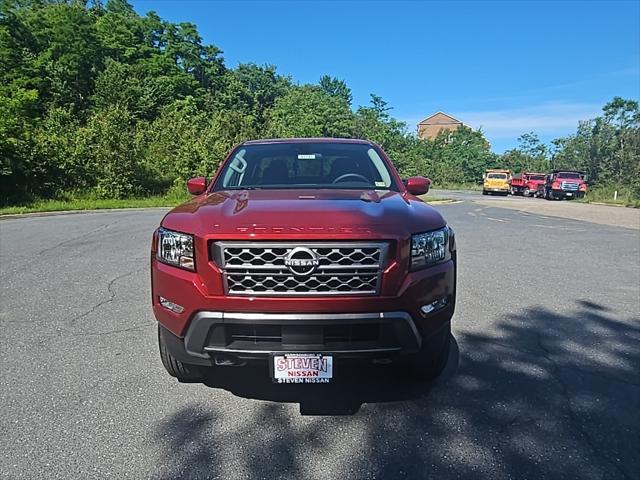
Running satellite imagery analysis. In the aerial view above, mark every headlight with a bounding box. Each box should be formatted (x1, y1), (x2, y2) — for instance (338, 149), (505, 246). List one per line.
(157, 228), (195, 271)
(411, 226), (450, 270)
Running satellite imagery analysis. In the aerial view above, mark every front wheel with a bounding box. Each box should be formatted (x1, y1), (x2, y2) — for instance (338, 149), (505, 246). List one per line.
(405, 324), (451, 381)
(158, 325), (203, 381)
(482, 190), (488, 195)
(524, 188), (530, 197)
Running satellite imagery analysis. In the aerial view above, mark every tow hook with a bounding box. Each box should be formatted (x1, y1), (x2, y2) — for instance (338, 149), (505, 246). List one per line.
(372, 358), (393, 365)
(214, 355), (246, 367)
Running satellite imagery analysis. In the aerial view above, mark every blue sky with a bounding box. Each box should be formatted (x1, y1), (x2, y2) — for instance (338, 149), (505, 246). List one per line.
(130, 0), (639, 152)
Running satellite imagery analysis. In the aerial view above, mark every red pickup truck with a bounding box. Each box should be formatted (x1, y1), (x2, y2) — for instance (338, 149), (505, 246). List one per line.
(151, 138), (457, 384)
(509, 172), (546, 197)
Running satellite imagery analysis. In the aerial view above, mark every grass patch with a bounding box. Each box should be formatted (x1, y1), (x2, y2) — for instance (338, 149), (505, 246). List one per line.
(421, 196), (452, 203)
(0, 192), (189, 216)
(419, 192), (453, 203)
(578, 186), (640, 208)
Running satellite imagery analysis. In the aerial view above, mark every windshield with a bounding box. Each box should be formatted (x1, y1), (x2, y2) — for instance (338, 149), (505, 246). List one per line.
(487, 173), (508, 179)
(214, 142), (397, 191)
(557, 172), (581, 179)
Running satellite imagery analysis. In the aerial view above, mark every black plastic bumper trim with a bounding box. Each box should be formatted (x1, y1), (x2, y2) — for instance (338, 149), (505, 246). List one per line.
(183, 311), (422, 358)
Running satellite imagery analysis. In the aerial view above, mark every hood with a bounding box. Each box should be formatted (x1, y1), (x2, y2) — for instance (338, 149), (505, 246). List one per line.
(161, 189), (446, 239)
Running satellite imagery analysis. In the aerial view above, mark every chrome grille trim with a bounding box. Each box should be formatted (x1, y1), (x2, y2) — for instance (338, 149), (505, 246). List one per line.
(561, 181), (579, 191)
(212, 241), (389, 297)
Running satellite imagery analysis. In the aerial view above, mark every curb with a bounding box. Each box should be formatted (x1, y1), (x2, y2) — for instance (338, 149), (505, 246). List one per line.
(427, 199), (462, 205)
(0, 206), (171, 220)
(585, 201), (639, 209)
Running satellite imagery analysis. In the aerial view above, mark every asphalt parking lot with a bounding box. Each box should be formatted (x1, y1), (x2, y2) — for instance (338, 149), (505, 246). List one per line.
(1, 196), (639, 479)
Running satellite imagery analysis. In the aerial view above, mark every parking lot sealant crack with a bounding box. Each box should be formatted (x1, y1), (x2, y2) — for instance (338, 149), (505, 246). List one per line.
(69, 322), (154, 337)
(37, 221), (118, 256)
(69, 268), (143, 327)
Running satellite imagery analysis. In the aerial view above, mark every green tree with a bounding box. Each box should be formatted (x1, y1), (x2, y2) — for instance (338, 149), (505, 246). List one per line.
(501, 132), (549, 173)
(427, 127), (496, 184)
(0, 87), (39, 202)
(551, 97), (639, 194)
(19, 1), (103, 112)
(76, 105), (141, 198)
(267, 86), (354, 138)
(319, 75), (352, 106)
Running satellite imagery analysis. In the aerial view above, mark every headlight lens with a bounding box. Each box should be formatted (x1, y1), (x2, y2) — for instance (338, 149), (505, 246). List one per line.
(411, 227), (450, 270)
(157, 228), (195, 271)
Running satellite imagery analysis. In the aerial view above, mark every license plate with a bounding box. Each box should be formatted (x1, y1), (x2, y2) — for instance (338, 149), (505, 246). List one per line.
(566, 193), (573, 196)
(272, 353), (333, 384)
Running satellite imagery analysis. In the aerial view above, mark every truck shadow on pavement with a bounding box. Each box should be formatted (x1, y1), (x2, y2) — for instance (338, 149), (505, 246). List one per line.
(198, 336), (459, 416)
(152, 301), (639, 480)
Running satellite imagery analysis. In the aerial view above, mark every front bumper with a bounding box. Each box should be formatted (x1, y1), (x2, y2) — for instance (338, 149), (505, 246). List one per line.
(160, 308), (452, 366)
(152, 256), (456, 365)
(551, 189), (584, 198)
(484, 187), (509, 192)
(191, 310), (422, 358)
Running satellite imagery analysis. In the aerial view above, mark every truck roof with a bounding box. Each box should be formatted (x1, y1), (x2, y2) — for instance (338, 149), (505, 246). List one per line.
(551, 169), (585, 174)
(242, 138), (373, 146)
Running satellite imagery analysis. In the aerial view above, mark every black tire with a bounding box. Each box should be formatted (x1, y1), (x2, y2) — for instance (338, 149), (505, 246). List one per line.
(405, 324), (451, 381)
(158, 326), (202, 381)
(482, 190), (488, 195)
(524, 188), (530, 197)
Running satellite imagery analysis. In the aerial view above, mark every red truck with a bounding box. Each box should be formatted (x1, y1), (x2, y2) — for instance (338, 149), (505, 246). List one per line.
(151, 138), (456, 384)
(509, 172), (546, 197)
(536, 170), (588, 200)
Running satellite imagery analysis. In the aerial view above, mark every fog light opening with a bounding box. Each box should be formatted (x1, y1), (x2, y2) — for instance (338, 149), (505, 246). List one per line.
(420, 298), (448, 316)
(159, 297), (184, 314)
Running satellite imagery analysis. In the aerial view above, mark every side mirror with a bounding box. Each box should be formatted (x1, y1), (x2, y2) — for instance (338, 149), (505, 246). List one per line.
(406, 176), (431, 195)
(187, 176), (207, 195)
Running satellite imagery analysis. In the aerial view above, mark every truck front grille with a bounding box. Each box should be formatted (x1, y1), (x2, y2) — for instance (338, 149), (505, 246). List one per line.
(561, 181), (580, 191)
(212, 242), (388, 296)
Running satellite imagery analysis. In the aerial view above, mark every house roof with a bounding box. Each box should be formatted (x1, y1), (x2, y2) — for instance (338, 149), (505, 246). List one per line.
(417, 111), (462, 125)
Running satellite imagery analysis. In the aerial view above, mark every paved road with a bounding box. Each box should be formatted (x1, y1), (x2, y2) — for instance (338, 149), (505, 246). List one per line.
(1, 199), (639, 480)
(432, 189), (640, 230)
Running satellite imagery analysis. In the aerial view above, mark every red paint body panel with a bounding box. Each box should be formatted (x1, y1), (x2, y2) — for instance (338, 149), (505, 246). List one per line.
(511, 172), (546, 193)
(186, 176), (207, 195)
(406, 176), (431, 195)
